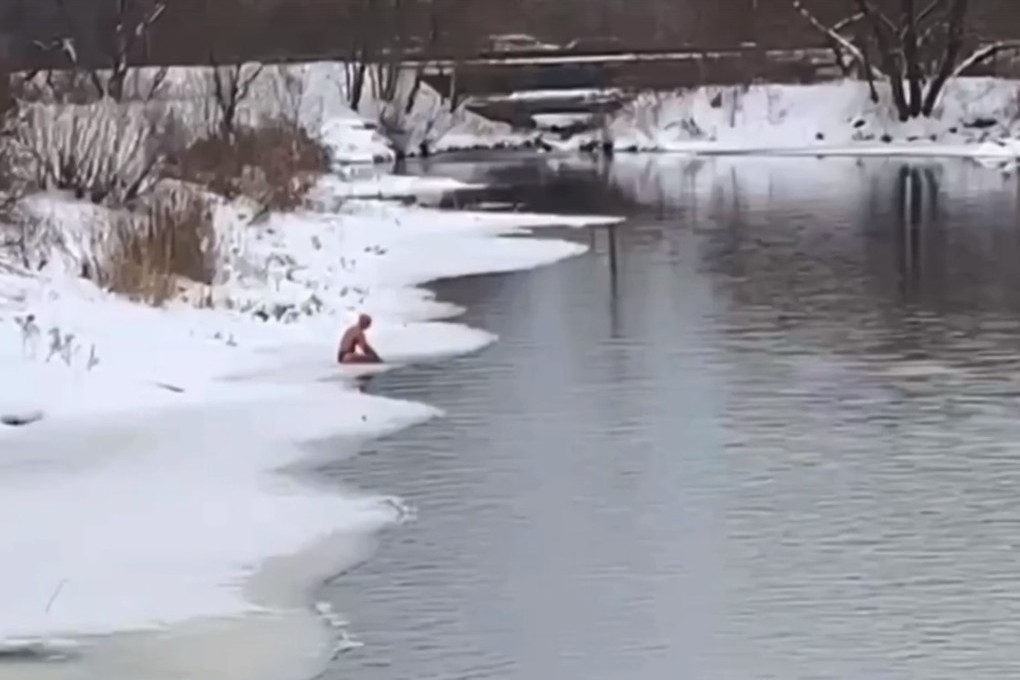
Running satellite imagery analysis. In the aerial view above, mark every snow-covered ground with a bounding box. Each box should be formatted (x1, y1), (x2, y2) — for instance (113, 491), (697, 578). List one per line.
(299, 75), (1020, 162)
(6, 59), (1020, 678)
(600, 78), (1020, 159)
(0, 163), (621, 678)
(58, 65), (1020, 163)
(56, 62), (539, 164)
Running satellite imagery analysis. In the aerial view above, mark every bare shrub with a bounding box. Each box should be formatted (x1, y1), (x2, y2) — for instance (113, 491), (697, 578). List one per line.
(16, 100), (165, 205)
(169, 119), (329, 212)
(13, 71), (105, 105)
(269, 65), (306, 125)
(0, 129), (29, 217)
(208, 60), (264, 140)
(92, 187), (217, 305)
(1, 211), (70, 272)
(121, 67), (171, 102)
(0, 84), (39, 266)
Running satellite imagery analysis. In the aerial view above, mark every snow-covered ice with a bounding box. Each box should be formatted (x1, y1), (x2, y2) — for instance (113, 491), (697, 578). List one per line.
(0, 164), (622, 658)
(310, 172), (481, 202)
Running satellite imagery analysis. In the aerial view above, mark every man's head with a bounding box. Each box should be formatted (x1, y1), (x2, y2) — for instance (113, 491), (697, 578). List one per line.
(358, 313), (372, 330)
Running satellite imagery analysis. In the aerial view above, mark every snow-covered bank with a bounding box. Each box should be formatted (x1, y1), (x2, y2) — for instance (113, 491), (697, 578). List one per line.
(73, 65), (1020, 164)
(601, 78), (1020, 158)
(56, 62), (538, 166)
(0, 167), (622, 666)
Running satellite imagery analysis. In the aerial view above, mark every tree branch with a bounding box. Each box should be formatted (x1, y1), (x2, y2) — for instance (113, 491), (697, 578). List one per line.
(914, 0), (946, 30)
(791, 0), (885, 79)
(922, 0), (970, 114)
(856, 0), (901, 37)
(902, 0), (923, 115)
(950, 40), (1020, 78)
(834, 12), (865, 31)
(855, 0), (909, 117)
(145, 65), (169, 100)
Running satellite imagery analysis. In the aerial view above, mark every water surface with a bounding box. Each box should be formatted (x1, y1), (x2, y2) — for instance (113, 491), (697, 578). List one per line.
(322, 155), (1020, 680)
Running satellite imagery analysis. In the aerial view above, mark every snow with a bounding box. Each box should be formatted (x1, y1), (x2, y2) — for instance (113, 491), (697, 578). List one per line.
(319, 117), (395, 165)
(38, 65), (1020, 163)
(605, 78), (1020, 158)
(18, 62), (537, 165)
(310, 172), (481, 201)
(533, 113), (595, 130)
(8, 59), (1020, 667)
(486, 88), (623, 102)
(0, 168), (622, 645)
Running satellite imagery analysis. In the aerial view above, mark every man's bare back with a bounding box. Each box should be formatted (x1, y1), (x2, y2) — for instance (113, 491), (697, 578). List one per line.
(338, 313), (382, 364)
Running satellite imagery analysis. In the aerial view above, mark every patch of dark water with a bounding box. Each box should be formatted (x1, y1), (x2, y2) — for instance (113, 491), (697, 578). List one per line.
(317, 155), (1020, 680)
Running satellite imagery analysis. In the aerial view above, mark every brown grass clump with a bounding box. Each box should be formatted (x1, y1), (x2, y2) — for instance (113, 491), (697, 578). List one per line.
(95, 188), (217, 305)
(169, 119), (329, 211)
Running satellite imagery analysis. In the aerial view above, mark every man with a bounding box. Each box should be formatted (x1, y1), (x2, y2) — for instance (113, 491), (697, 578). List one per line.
(337, 313), (382, 364)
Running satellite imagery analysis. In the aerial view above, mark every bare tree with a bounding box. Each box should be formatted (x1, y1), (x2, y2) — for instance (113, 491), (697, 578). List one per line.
(339, 0), (429, 109)
(36, 0), (167, 101)
(409, 0), (472, 112)
(793, 0), (1020, 119)
(340, 0), (379, 109)
(271, 66), (306, 124)
(208, 55), (264, 140)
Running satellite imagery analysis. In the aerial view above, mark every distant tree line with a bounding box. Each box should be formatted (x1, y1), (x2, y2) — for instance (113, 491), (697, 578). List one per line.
(1, 0), (1020, 72)
(1, 0), (1020, 120)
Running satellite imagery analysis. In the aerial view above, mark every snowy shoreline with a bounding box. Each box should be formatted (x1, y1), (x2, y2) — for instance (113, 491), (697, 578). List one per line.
(0, 164), (621, 679)
(533, 78), (1020, 164)
(72, 66), (1020, 164)
(3, 60), (1020, 678)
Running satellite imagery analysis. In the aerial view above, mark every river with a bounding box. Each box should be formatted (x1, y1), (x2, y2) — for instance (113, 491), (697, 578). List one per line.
(318, 154), (1020, 680)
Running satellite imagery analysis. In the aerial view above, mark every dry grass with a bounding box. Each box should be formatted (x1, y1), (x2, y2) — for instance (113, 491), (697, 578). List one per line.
(16, 101), (165, 206)
(94, 188), (217, 305)
(168, 119), (329, 211)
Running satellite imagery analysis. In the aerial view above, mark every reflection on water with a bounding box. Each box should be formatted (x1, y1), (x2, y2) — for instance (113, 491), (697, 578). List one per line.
(322, 156), (1020, 680)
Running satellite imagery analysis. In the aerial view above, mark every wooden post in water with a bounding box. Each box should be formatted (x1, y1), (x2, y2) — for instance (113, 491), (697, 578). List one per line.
(607, 223), (618, 279)
(606, 223), (620, 336)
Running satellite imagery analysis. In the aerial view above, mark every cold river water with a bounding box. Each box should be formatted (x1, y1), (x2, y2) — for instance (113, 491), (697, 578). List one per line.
(317, 153), (1020, 680)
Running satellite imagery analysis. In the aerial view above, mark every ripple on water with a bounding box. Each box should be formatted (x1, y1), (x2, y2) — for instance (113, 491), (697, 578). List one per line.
(314, 157), (1020, 680)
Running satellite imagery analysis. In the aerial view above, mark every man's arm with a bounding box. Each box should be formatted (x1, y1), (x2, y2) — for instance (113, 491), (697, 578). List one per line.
(356, 331), (382, 361)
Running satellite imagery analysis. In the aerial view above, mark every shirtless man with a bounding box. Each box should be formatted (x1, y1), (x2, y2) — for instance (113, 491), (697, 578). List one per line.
(337, 313), (382, 364)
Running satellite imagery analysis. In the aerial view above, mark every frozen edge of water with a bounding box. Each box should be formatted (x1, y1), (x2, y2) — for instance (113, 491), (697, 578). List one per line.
(0, 218), (609, 680)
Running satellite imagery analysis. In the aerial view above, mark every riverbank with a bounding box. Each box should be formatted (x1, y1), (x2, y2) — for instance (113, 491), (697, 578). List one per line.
(35, 66), (1020, 163)
(0, 167), (622, 679)
(537, 79), (1020, 163)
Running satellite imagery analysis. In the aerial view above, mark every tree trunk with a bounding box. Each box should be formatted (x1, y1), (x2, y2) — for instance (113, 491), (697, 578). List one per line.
(350, 61), (367, 110)
(854, 0), (910, 120)
(921, 0), (969, 116)
(901, 0), (923, 117)
(857, 30), (880, 103)
(107, 67), (126, 100)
